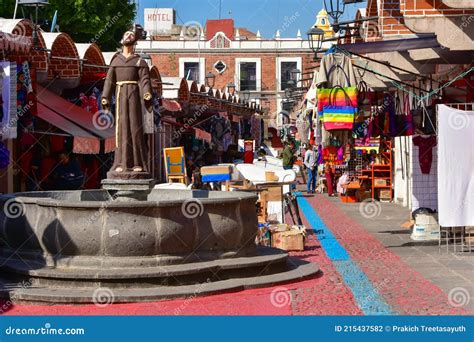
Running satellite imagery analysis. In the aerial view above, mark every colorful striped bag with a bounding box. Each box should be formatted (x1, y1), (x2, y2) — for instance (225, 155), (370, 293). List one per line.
(317, 86), (358, 116)
(322, 86), (358, 131)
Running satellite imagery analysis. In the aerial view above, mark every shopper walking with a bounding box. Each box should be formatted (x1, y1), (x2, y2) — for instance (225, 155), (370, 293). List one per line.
(304, 144), (318, 193)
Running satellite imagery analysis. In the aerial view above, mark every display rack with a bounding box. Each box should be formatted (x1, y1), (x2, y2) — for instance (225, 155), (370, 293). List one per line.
(370, 140), (393, 201)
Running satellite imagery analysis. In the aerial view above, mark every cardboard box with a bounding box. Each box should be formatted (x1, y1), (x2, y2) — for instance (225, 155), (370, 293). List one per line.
(374, 179), (387, 186)
(379, 189), (391, 199)
(356, 190), (371, 202)
(265, 171), (279, 182)
(271, 230), (304, 251)
(201, 165), (231, 175)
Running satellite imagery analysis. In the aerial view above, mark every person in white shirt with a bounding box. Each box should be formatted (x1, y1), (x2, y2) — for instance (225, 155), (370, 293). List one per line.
(304, 144), (318, 193)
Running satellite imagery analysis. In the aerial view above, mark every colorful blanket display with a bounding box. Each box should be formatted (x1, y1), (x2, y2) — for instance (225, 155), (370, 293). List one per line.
(354, 138), (380, 153)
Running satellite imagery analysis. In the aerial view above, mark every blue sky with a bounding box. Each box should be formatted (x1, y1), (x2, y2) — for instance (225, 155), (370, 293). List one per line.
(135, 0), (364, 38)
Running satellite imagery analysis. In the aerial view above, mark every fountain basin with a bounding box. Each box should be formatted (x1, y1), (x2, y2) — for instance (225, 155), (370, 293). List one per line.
(0, 189), (259, 268)
(0, 189), (319, 303)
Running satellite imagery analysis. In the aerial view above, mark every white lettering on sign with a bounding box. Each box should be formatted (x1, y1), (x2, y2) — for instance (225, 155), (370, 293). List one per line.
(144, 8), (175, 35)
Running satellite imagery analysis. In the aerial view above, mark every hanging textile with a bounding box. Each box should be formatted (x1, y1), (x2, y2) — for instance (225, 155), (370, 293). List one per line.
(437, 105), (474, 227)
(195, 128), (211, 143)
(0, 61), (17, 140)
(0, 141), (10, 168)
(413, 135), (436, 174)
(316, 53), (357, 88)
(152, 90), (161, 130)
(295, 111), (310, 145)
(250, 115), (262, 144)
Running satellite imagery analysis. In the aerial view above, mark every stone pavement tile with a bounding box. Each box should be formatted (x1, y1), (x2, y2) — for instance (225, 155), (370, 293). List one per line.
(307, 195), (471, 315)
(290, 215), (362, 315)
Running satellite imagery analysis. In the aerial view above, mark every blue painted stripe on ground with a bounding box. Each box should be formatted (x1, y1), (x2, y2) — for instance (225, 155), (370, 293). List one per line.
(296, 193), (349, 261)
(296, 194), (394, 315)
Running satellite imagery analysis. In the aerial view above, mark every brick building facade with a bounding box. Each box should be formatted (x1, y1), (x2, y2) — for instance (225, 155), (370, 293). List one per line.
(137, 15), (332, 129)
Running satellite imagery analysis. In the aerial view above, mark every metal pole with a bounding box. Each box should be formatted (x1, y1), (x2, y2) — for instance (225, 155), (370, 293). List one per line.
(13, 0), (19, 19)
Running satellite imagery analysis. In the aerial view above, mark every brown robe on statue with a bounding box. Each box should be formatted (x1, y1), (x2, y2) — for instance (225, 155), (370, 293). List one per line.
(102, 53), (152, 175)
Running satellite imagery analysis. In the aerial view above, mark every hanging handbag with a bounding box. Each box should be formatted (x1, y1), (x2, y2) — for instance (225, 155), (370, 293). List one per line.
(322, 86), (357, 131)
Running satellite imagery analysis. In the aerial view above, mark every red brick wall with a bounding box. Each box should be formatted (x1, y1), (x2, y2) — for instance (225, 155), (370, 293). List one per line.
(82, 45), (105, 80)
(400, 0), (472, 16)
(48, 34), (80, 80)
(377, 0), (474, 38)
(380, 0), (414, 37)
(150, 51), (314, 115)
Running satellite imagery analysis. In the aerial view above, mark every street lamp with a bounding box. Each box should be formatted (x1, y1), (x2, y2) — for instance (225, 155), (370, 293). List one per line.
(205, 71), (216, 88)
(242, 89), (250, 102)
(290, 68), (301, 82)
(307, 27), (325, 59)
(284, 86), (294, 99)
(17, 0), (49, 49)
(227, 82), (236, 95)
(140, 53), (152, 68)
(324, 0), (345, 24)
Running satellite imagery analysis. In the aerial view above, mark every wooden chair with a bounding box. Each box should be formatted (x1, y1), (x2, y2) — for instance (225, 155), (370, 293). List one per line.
(163, 147), (187, 185)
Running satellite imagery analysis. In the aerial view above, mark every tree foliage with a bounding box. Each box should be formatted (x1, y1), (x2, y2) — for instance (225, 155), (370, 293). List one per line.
(1, 0), (136, 51)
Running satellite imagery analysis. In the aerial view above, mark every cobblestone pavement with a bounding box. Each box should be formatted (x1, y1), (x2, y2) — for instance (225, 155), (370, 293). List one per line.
(1, 194), (471, 315)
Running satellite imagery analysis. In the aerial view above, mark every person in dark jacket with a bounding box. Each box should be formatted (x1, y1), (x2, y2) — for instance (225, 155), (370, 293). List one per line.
(282, 141), (296, 170)
(53, 152), (84, 190)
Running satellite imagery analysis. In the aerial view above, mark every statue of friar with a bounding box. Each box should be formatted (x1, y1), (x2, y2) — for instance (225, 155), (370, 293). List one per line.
(102, 26), (152, 179)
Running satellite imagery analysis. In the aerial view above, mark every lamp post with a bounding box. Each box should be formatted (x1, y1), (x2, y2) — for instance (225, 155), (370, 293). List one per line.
(140, 53), (152, 68)
(323, 0), (345, 24)
(227, 82), (236, 95)
(205, 71), (216, 89)
(284, 86), (294, 100)
(242, 89), (250, 102)
(290, 68), (301, 83)
(17, 0), (49, 49)
(307, 27), (325, 60)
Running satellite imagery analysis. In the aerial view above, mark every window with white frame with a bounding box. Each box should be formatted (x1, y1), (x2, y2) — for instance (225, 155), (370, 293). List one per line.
(236, 58), (261, 92)
(276, 57), (302, 92)
(184, 62), (200, 81)
(179, 58), (205, 84)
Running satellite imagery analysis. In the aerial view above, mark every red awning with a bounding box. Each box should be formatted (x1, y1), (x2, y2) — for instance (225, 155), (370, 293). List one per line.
(162, 99), (182, 112)
(36, 85), (115, 153)
(36, 103), (101, 154)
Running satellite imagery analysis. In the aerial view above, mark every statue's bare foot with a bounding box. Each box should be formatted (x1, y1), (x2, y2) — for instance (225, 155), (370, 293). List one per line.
(133, 166), (143, 172)
(115, 167), (124, 172)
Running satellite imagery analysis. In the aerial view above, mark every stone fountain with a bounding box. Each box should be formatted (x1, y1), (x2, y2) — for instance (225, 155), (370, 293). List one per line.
(0, 29), (318, 303)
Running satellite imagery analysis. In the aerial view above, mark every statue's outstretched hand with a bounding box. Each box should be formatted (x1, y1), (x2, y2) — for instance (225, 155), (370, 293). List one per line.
(144, 92), (152, 112)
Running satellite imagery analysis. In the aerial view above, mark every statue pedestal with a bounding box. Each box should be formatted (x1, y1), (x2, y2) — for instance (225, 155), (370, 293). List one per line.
(101, 178), (155, 201)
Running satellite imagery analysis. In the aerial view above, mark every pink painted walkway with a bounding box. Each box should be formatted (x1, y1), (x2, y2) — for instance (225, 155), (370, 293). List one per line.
(0, 195), (469, 315)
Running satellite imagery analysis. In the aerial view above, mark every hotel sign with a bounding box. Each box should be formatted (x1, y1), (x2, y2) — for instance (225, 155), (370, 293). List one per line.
(144, 8), (175, 34)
